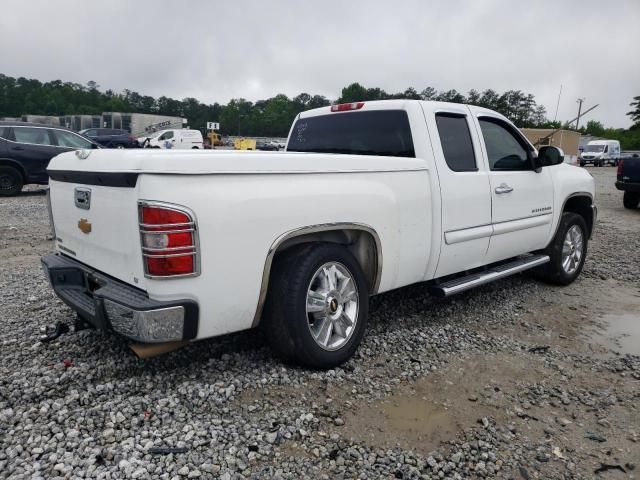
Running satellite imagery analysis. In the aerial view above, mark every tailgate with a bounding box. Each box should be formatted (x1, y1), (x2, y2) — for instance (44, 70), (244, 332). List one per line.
(48, 178), (147, 289)
(622, 159), (640, 181)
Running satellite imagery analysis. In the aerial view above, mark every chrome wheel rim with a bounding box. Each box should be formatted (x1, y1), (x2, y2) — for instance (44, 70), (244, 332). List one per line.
(306, 262), (359, 351)
(562, 225), (584, 275)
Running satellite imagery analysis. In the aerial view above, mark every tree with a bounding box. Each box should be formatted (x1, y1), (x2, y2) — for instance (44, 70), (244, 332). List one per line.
(584, 120), (605, 137)
(627, 96), (640, 125)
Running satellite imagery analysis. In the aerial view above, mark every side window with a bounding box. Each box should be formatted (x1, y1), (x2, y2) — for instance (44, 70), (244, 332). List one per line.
(479, 118), (531, 171)
(54, 130), (93, 148)
(13, 127), (53, 146)
(160, 131), (174, 140)
(435, 113), (477, 172)
(603, 145), (608, 153)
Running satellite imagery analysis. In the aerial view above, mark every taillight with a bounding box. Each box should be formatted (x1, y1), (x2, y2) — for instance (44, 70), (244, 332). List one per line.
(138, 202), (199, 278)
(330, 102), (365, 112)
(617, 159), (624, 176)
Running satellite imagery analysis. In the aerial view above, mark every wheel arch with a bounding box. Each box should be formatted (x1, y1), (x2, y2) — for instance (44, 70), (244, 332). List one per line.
(559, 192), (595, 239)
(251, 223), (382, 327)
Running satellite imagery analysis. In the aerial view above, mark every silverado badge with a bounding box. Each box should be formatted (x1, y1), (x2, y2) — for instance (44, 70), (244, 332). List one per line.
(78, 218), (92, 234)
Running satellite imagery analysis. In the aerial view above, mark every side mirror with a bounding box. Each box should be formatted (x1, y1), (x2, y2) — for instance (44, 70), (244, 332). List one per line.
(538, 146), (564, 167)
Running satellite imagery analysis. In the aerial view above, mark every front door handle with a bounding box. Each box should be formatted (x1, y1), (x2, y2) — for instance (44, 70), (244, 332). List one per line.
(495, 183), (513, 194)
(11, 146), (24, 151)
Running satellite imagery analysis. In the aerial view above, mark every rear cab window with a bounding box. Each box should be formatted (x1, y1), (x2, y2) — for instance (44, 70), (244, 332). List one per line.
(287, 110), (415, 157)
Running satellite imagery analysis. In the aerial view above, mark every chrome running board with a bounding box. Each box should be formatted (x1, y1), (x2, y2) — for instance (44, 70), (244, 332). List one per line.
(429, 254), (550, 298)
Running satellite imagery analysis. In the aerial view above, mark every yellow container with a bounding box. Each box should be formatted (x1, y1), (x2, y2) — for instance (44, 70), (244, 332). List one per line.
(234, 138), (256, 150)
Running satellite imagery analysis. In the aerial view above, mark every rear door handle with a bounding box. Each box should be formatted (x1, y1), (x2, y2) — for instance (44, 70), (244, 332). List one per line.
(495, 183), (513, 194)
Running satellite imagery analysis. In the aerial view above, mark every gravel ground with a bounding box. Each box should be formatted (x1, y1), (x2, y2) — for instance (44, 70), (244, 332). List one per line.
(1, 168), (639, 480)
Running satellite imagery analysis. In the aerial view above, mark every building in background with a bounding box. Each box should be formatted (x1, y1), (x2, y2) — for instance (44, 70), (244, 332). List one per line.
(2, 112), (187, 136)
(521, 128), (581, 165)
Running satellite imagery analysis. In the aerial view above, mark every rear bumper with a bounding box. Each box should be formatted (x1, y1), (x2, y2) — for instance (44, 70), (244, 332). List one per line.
(616, 181), (640, 192)
(41, 253), (198, 343)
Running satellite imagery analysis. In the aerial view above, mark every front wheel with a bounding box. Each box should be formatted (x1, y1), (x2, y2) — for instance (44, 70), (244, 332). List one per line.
(263, 243), (369, 369)
(0, 166), (24, 197)
(623, 192), (640, 209)
(534, 212), (588, 285)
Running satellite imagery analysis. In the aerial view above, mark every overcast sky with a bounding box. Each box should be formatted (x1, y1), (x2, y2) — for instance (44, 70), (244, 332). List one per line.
(1, 0), (638, 127)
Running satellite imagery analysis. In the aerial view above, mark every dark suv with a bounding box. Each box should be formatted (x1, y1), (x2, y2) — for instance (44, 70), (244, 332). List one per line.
(0, 122), (99, 196)
(79, 128), (137, 148)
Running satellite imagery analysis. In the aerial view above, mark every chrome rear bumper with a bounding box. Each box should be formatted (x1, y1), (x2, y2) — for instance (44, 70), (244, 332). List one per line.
(41, 253), (198, 343)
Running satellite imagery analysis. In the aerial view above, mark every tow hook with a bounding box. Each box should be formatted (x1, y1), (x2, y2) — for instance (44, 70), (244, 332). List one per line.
(39, 316), (92, 342)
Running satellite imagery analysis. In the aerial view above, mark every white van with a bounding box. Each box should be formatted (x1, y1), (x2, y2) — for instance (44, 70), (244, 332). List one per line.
(139, 129), (204, 150)
(580, 140), (621, 167)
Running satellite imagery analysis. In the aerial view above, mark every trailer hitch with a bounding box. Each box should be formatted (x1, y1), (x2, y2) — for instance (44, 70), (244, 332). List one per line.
(39, 322), (70, 342)
(39, 316), (93, 342)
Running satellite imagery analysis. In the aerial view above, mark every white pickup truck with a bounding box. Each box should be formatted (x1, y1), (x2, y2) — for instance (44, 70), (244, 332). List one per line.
(42, 100), (596, 368)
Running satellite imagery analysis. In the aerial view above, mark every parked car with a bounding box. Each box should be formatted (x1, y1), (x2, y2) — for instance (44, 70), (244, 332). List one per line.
(79, 128), (138, 149)
(42, 100), (596, 368)
(0, 121), (99, 196)
(256, 140), (279, 151)
(138, 129), (203, 149)
(616, 153), (640, 209)
(580, 140), (621, 167)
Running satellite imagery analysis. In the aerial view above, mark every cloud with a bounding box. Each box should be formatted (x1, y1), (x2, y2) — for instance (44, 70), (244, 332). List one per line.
(0, 0), (638, 126)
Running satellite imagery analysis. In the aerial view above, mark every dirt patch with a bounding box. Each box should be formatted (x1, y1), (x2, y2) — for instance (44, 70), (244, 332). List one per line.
(339, 352), (549, 454)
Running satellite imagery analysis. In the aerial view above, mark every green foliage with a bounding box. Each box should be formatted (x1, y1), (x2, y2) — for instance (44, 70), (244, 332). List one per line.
(0, 73), (637, 144)
(627, 95), (640, 125)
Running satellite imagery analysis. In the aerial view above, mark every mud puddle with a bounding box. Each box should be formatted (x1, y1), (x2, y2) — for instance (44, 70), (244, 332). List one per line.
(339, 352), (547, 454)
(592, 312), (640, 356)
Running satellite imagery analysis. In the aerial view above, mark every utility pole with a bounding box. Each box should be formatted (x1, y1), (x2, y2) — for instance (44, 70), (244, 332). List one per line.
(575, 98), (585, 130)
(553, 84), (562, 122)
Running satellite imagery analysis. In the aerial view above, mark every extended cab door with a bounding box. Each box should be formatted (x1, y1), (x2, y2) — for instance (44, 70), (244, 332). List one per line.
(472, 113), (554, 263)
(423, 104), (492, 277)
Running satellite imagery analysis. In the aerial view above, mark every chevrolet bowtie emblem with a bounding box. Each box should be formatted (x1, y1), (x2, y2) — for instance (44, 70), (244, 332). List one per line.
(78, 218), (92, 234)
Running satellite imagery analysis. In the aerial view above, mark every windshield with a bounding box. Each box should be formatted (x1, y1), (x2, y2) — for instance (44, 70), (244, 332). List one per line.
(287, 110), (415, 157)
(584, 144), (605, 152)
(142, 130), (163, 139)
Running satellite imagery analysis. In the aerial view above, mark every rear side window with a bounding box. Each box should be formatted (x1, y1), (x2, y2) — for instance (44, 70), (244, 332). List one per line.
(435, 113), (477, 171)
(287, 110), (415, 157)
(54, 130), (93, 148)
(13, 127), (53, 146)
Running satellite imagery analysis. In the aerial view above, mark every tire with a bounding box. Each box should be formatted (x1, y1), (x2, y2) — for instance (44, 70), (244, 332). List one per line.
(580, 162), (585, 167)
(0, 166), (24, 197)
(191, 146), (199, 149)
(263, 242), (369, 369)
(116, 144), (125, 149)
(534, 212), (588, 286)
(623, 192), (640, 209)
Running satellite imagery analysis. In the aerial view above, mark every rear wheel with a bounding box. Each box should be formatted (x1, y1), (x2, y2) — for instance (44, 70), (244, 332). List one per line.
(623, 192), (640, 209)
(263, 243), (369, 369)
(0, 166), (24, 196)
(534, 212), (588, 285)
